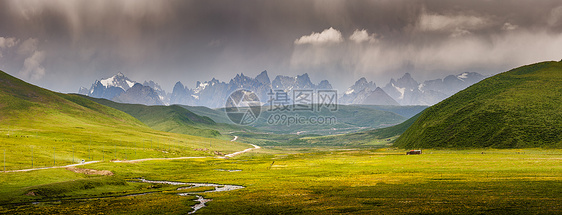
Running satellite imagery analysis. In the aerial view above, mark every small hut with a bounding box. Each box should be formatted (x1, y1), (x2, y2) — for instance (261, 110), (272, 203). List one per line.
(406, 150), (422, 155)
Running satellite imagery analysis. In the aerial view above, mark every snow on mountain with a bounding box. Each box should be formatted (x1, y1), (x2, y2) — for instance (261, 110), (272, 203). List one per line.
(377, 72), (486, 105)
(79, 73), (136, 100)
(113, 83), (164, 106)
(271, 73), (330, 92)
(80, 70), (484, 107)
(143, 80), (169, 105)
(382, 73), (420, 105)
(171, 78), (230, 108)
(340, 77), (399, 105)
(99, 72), (135, 91)
(340, 77), (377, 104)
(169, 71), (332, 108)
(420, 72), (486, 99)
(193, 81), (209, 94)
(228, 72), (272, 105)
(457, 72), (468, 80)
(392, 83), (406, 100)
(79, 73), (168, 105)
(86, 80), (126, 100)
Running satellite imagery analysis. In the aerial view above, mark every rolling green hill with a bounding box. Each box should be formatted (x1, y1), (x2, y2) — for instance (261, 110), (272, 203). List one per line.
(82, 97), (226, 138)
(0, 70), (144, 130)
(395, 61), (562, 149)
(181, 105), (234, 124)
(0, 70), (250, 171)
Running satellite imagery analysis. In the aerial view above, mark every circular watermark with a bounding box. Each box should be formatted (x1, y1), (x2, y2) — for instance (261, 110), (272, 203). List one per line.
(225, 89), (262, 125)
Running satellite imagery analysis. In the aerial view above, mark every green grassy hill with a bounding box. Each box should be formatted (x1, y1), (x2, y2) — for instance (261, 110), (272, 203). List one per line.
(0, 70), (250, 171)
(0, 70), (145, 131)
(395, 61), (562, 149)
(83, 97), (231, 138)
(181, 105), (234, 124)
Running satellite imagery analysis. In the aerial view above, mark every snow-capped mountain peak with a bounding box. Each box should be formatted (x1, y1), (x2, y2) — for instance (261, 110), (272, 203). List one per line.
(194, 81), (209, 94)
(142, 80), (169, 105)
(457, 72), (469, 80)
(143, 80), (163, 91)
(79, 72), (169, 106)
(99, 72), (136, 91)
(345, 77), (376, 95)
(391, 82), (406, 100)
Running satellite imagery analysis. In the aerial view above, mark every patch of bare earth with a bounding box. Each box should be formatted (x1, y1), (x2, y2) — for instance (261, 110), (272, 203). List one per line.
(25, 191), (37, 196)
(66, 167), (114, 176)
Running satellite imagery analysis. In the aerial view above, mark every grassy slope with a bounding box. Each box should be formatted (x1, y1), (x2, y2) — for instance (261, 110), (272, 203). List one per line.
(395, 61), (562, 149)
(181, 105), (234, 124)
(0, 70), (250, 170)
(83, 97), (240, 139)
(0, 71), (144, 128)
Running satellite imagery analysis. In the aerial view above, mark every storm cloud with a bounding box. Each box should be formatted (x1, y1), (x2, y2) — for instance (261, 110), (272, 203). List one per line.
(0, 0), (561, 92)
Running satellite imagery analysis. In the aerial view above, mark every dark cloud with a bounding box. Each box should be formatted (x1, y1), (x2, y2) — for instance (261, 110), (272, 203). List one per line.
(0, 0), (561, 92)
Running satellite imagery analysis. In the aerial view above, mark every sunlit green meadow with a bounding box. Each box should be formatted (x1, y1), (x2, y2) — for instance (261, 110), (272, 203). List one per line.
(1, 147), (561, 214)
(0, 125), (248, 171)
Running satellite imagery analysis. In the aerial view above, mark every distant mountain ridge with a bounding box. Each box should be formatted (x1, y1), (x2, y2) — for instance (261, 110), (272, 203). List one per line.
(80, 70), (485, 107)
(170, 71), (334, 108)
(113, 83), (164, 106)
(342, 72), (485, 106)
(79, 72), (135, 101)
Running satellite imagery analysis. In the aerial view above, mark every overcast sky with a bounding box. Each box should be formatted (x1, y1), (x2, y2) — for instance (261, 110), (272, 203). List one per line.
(1, 0), (562, 93)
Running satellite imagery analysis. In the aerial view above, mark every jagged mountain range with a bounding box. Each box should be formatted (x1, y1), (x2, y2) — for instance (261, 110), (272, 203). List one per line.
(79, 72), (165, 106)
(343, 72), (486, 106)
(80, 71), (334, 107)
(170, 71), (333, 108)
(79, 71), (485, 107)
(78, 72), (135, 101)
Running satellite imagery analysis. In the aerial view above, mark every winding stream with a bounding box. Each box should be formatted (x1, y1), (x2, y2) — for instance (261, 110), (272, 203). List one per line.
(188, 195), (212, 214)
(20, 178), (244, 214)
(135, 178), (245, 213)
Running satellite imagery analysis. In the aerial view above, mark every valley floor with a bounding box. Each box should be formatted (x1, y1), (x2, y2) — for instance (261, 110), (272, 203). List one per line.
(4, 142), (259, 172)
(1, 147), (561, 214)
